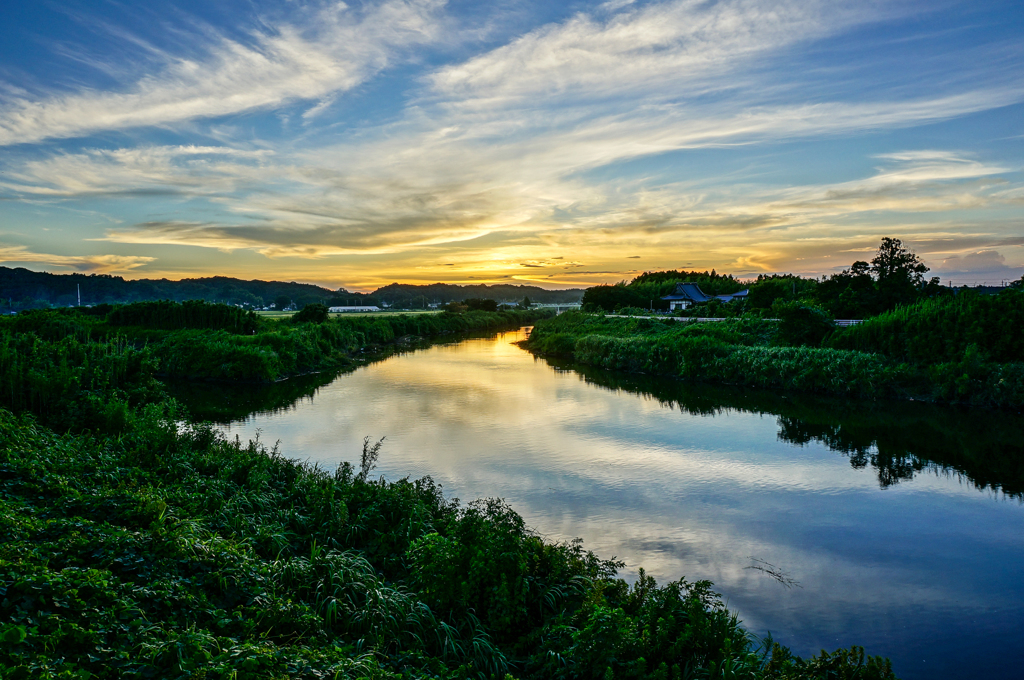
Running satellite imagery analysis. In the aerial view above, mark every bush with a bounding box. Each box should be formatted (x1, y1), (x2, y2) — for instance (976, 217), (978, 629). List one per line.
(828, 290), (1024, 363)
(525, 310), (1023, 407)
(773, 301), (834, 347)
(291, 303), (330, 324)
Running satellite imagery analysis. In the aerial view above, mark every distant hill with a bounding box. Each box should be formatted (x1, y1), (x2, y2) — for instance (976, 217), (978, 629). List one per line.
(0, 267), (583, 311)
(372, 282), (584, 307)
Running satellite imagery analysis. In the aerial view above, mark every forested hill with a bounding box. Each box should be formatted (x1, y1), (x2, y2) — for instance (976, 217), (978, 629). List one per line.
(0, 266), (584, 310)
(0, 268), (337, 310)
(373, 282), (584, 307)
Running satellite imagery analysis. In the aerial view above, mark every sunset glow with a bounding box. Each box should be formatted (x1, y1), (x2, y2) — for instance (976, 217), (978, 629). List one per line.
(1, 0), (1022, 290)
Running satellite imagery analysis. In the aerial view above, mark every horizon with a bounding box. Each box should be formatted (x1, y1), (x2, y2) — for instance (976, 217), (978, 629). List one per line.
(1, 1), (1022, 289)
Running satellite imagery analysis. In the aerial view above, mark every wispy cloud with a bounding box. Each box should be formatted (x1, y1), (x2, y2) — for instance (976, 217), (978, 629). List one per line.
(0, 0), (446, 146)
(431, 0), (872, 105)
(0, 245), (155, 273)
(1, 0), (1021, 287)
(0, 145), (274, 197)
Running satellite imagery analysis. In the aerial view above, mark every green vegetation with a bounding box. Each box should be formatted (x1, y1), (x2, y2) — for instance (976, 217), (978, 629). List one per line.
(108, 299), (261, 333)
(463, 298), (499, 312)
(0, 407), (895, 680)
(0, 302), (898, 678)
(0, 302), (553, 391)
(291, 303), (330, 324)
(578, 239), (959, 320)
(581, 270), (744, 312)
(526, 290), (1024, 408)
(526, 238), (1024, 408)
(826, 293), (1024, 364)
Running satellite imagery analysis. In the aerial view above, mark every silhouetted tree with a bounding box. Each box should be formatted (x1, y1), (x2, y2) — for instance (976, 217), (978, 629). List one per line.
(872, 238), (929, 309)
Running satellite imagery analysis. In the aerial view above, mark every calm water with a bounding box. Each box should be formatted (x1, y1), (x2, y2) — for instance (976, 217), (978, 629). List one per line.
(172, 329), (1024, 680)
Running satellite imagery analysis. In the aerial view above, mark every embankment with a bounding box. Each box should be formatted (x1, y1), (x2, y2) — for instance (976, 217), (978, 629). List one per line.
(524, 310), (1024, 409)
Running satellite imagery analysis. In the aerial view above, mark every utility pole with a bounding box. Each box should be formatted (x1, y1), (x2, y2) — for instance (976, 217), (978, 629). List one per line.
(77, 284), (81, 307)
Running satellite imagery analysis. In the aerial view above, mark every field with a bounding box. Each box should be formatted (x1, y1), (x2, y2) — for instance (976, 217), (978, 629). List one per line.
(256, 309), (444, 320)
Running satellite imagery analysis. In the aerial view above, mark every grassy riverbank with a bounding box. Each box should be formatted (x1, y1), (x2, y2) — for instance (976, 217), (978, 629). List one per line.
(0, 407), (897, 679)
(0, 305), (552, 431)
(0, 302), (899, 679)
(524, 292), (1024, 409)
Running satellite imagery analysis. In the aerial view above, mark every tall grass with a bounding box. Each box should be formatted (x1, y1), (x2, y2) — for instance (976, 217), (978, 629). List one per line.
(0, 331), (163, 431)
(827, 289), (1024, 363)
(527, 311), (1024, 408)
(0, 405), (897, 679)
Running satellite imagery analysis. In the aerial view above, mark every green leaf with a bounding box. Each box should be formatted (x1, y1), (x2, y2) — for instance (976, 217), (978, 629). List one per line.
(0, 624), (27, 646)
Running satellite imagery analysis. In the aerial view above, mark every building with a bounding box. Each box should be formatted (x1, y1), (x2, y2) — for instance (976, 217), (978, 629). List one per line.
(660, 282), (749, 311)
(328, 306), (381, 313)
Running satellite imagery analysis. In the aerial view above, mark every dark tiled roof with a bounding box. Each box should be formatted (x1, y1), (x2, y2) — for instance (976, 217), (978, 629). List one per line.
(661, 282), (748, 303)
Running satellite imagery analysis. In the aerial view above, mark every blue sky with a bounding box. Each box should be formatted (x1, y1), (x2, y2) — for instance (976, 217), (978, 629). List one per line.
(0, 0), (1022, 290)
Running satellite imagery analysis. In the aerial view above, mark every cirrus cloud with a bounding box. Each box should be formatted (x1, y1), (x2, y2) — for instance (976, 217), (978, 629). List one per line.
(0, 0), (447, 147)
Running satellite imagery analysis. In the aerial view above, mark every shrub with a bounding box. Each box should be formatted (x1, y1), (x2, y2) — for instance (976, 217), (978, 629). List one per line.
(292, 303), (330, 324)
(773, 301), (834, 347)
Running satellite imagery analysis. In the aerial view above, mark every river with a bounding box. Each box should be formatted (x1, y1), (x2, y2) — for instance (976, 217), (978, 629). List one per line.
(169, 328), (1024, 680)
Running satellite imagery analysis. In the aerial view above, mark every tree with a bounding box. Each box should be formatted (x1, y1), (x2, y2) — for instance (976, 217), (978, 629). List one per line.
(871, 238), (929, 284)
(520, 296), (532, 308)
(579, 286), (643, 312)
(871, 238), (929, 309)
(773, 300), (834, 347)
(291, 303), (329, 324)
(815, 261), (876, 318)
(274, 295), (291, 311)
(747, 274), (816, 310)
(463, 298), (498, 312)
(443, 301), (468, 313)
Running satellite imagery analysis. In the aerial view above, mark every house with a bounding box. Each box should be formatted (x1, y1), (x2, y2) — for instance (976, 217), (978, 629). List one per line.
(661, 282), (749, 311)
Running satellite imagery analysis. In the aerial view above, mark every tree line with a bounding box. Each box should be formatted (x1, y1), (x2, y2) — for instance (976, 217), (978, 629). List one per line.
(581, 238), (1017, 318)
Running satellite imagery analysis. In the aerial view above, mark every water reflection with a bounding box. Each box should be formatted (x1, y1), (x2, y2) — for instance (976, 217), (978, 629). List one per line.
(165, 371), (338, 422)
(170, 330), (1024, 680)
(547, 359), (1024, 498)
(174, 339), (1024, 500)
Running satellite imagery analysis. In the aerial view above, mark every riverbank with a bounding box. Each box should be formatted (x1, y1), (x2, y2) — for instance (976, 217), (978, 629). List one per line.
(0, 303), (900, 679)
(0, 306), (552, 431)
(147, 307), (554, 383)
(0, 404), (896, 680)
(523, 309), (1024, 409)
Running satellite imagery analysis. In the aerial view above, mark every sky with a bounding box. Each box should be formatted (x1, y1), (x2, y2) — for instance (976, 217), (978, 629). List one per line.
(0, 0), (1022, 291)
